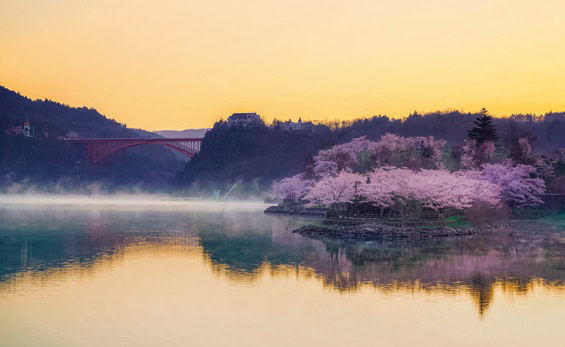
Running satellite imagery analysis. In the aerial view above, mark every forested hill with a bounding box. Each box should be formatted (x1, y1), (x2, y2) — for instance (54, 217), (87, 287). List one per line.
(174, 122), (335, 195)
(175, 111), (565, 196)
(0, 86), (181, 191)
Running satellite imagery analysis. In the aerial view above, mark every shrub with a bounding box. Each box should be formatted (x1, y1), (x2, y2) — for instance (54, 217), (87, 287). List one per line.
(465, 204), (510, 225)
(550, 176), (565, 194)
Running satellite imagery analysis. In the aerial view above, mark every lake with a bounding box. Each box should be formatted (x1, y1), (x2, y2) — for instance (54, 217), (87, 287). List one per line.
(1, 196), (564, 346)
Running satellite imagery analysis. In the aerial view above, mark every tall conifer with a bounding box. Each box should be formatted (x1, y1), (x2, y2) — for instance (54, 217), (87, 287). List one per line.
(468, 108), (499, 145)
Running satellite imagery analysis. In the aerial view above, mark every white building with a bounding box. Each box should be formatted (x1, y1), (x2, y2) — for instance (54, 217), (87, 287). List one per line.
(227, 113), (262, 127)
(5, 120), (33, 137)
(280, 118), (315, 132)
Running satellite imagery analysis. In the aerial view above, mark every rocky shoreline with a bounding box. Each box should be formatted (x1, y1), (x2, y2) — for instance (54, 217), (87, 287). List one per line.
(264, 204), (327, 217)
(293, 222), (506, 241)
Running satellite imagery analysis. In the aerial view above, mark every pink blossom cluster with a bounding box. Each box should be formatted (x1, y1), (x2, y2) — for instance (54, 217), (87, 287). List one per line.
(313, 134), (446, 178)
(369, 134), (446, 169)
(304, 171), (363, 206)
(461, 140), (496, 168)
(272, 135), (546, 209)
(313, 136), (373, 178)
(304, 168), (501, 210)
(463, 162), (546, 208)
(271, 173), (313, 202)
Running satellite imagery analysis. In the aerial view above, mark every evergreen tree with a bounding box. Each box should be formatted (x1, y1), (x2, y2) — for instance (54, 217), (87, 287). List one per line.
(468, 108), (499, 145)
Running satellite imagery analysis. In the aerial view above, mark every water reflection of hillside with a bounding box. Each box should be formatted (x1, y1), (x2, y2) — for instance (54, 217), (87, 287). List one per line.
(1, 204), (564, 317)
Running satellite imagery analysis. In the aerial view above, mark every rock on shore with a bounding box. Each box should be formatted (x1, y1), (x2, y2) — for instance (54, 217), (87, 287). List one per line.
(293, 223), (505, 241)
(264, 204), (327, 217)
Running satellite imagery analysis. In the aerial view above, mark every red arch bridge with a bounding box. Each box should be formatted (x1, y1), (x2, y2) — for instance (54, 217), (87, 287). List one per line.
(68, 138), (202, 164)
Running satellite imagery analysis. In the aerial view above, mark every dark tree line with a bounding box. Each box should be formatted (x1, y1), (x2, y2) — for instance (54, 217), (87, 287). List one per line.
(176, 110), (565, 197)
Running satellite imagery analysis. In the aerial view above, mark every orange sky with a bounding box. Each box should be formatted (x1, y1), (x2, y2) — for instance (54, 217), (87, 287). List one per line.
(1, 0), (565, 130)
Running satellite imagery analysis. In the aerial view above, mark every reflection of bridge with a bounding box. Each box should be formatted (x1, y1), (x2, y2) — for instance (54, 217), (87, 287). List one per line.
(69, 138), (202, 164)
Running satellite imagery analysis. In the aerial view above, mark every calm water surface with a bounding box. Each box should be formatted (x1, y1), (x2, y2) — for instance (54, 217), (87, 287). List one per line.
(1, 196), (565, 346)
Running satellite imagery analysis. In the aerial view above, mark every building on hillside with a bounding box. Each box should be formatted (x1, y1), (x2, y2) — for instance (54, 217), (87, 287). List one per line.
(22, 121), (33, 137)
(280, 118), (316, 132)
(5, 120), (33, 137)
(227, 113), (262, 127)
(5, 126), (23, 136)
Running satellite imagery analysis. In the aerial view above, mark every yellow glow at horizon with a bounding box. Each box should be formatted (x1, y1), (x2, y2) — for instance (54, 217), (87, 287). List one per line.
(1, 0), (565, 130)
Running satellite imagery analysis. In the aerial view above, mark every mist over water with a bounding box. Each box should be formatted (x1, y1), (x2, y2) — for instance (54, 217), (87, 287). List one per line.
(0, 194), (270, 213)
(1, 195), (565, 346)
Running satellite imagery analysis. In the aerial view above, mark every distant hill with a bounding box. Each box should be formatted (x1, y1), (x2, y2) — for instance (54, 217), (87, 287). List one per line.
(0, 86), (182, 191)
(154, 129), (209, 139)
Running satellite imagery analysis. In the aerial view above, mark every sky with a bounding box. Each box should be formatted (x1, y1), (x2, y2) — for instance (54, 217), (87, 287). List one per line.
(1, 0), (565, 130)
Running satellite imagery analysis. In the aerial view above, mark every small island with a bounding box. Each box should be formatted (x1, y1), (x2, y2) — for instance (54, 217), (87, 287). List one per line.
(266, 112), (564, 240)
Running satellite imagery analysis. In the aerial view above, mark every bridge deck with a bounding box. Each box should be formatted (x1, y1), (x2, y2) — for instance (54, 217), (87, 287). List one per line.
(68, 138), (203, 163)
(68, 138), (203, 142)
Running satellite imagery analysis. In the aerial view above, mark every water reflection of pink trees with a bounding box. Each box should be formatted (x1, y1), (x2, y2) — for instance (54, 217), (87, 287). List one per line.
(267, 221), (565, 315)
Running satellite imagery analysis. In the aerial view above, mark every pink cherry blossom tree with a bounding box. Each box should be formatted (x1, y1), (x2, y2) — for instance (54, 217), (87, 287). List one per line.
(303, 166), (502, 225)
(461, 140), (496, 168)
(271, 174), (313, 202)
(312, 134), (447, 178)
(480, 141), (496, 161)
(420, 136), (447, 169)
(369, 134), (446, 169)
(464, 161), (545, 208)
(415, 169), (501, 210)
(305, 171), (365, 209)
(358, 168), (501, 224)
(271, 132), (554, 223)
(460, 140), (477, 169)
(313, 136), (372, 178)
(358, 167), (401, 211)
(313, 160), (339, 179)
